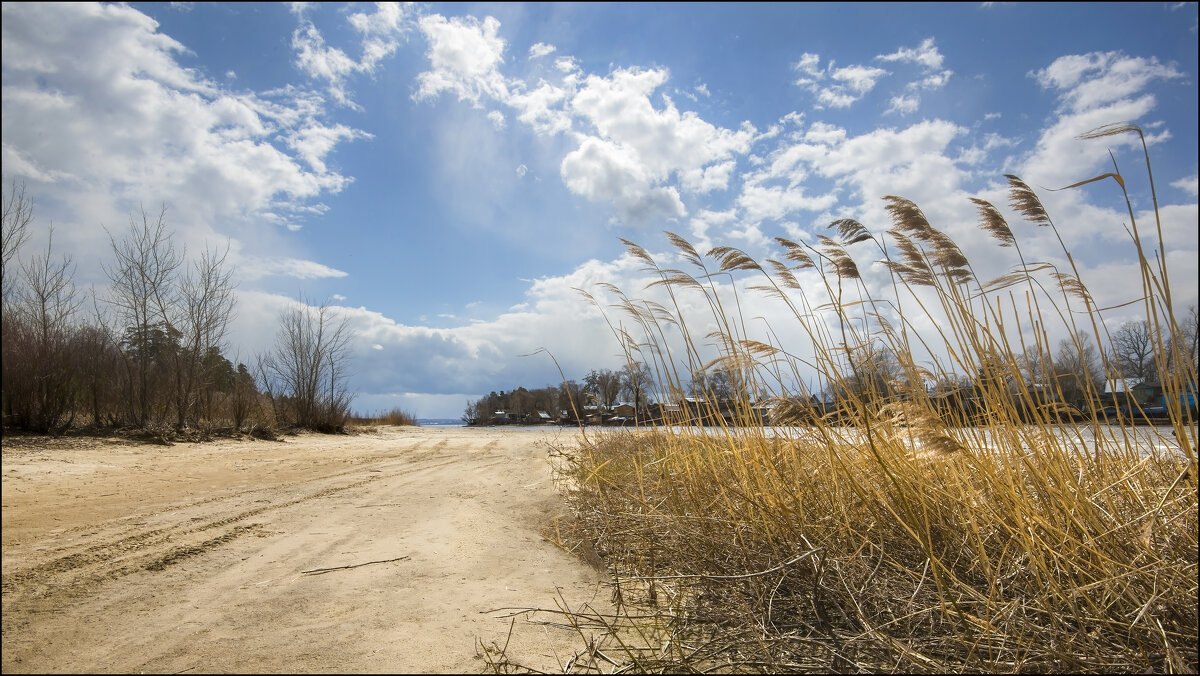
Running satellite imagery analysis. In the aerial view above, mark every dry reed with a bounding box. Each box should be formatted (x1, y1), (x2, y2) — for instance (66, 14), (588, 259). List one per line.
(534, 125), (1197, 674)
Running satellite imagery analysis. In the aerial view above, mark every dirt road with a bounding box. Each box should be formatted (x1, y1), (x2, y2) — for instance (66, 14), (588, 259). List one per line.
(1, 426), (610, 673)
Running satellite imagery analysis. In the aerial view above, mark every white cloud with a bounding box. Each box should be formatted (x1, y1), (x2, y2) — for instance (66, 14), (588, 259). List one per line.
(528, 42), (555, 59)
(1021, 51), (1185, 189)
(411, 15), (757, 225)
(560, 136), (687, 222)
(885, 94), (920, 116)
(688, 207), (737, 253)
(568, 67), (756, 193)
(804, 121), (845, 146)
(292, 23), (360, 106)
(1032, 51), (1183, 113)
(737, 183), (839, 224)
(287, 123), (372, 174)
(237, 256), (349, 280)
(0, 2), (364, 291)
(792, 53), (822, 85)
(487, 109), (506, 129)
(508, 81), (573, 135)
(868, 38), (954, 116)
(414, 14), (509, 107)
(555, 56), (579, 73)
(515, 163), (528, 177)
(792, 53), (889, 109)
(1171, 173), (1198, 197)
(329, 255), (663, 402)
(832, 64), (890, 94)
(877, 37), (944, 70)
(292, 2), (415, 108)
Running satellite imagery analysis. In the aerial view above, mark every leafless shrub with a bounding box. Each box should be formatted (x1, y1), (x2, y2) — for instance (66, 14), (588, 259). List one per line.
(261, 297), (354, 432)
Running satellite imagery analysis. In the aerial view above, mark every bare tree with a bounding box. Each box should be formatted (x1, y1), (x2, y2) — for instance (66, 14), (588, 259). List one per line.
(168, 244), (236, 428)
(836, 339), (901, 404)
(584, 368), (622, 409)
(103, 206), (182, 427)
(2, 179), (34, 303)
(267, 297), (354, 431)
(1019, 345), (1051, 386)
(690, 364), (734, 402)
(1170, 305), (1199, 381)
(620, 361), (654, 413)
(1111, 320), (1157, 382)
(6, 228), (81, 431)
(74, 292), (122, 427)
(1054, 331), (1104, 405)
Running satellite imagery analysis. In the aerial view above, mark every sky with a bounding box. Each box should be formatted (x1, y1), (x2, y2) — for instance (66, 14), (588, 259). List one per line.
(2, 2), (1198, 419)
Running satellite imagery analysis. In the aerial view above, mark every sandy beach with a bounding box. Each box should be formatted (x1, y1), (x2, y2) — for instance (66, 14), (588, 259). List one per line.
(1, 425), (609, 673)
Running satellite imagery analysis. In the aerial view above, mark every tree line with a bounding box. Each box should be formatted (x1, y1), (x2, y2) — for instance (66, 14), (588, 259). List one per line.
(465, 315), (1199, 427)
(841, 322), (1197, 412)
(1, 181), (355, 437)
(462, 363), (655, 425)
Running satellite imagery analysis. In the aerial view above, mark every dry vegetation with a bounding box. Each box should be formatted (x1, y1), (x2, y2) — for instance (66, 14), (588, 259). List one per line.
(1, 188), (374, 438)
(513, 123), (1198, 673)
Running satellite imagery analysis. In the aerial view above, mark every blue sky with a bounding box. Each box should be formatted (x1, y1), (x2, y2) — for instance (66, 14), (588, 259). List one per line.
(2, 2), (1197, 419)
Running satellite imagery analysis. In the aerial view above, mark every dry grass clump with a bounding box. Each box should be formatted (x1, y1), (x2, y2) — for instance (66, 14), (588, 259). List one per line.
(543, 124), (1197, 673)
(350, 407), (418, 429)
(560, 427), (1194, 672)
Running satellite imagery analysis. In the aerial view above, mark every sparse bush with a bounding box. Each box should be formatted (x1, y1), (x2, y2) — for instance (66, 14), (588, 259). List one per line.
(352, 407), (418, 427)
(258, 297), (354, 432)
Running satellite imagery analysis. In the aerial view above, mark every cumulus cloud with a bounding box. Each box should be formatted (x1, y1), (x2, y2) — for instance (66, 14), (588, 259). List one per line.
(1021, 51), (1185, 189)
(528, 42), (555, 59)
(560, 136), (687, 222)
(872, 38), (953, 114)
(877, 37), (945, 71)
(287, 123), (373, 174)
(885, 94), (920, 116)
(508, 81), (573, 135)
(0, 2), (366, 288)
(292, 2), (415, 108)
(411, 17), (756, 225)
(414, 14), (509, 106)
(568, 67), (756, 196)
(1032, 51), (1183, 113)
(331, 255), (661, 401)
(792, 53), (889, 109)
(1172, 173), (1198, 197)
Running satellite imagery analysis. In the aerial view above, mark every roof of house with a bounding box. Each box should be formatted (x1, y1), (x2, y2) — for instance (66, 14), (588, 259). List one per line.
(1104, 378), (1145, 394)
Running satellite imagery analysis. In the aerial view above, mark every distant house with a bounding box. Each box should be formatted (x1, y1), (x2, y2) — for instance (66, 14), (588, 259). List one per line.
(492, 410), (521, 424)
(581, 405), (604, 425)
(611, 402), (636, 417)
(648, 402), (681, 424)
(1125, 380), (1198, 416)
(1104, 378), (1154, 404)
(749, 400), (774, 425)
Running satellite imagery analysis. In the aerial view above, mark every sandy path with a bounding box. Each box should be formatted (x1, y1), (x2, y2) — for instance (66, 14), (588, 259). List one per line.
(1, 426), (610, 673)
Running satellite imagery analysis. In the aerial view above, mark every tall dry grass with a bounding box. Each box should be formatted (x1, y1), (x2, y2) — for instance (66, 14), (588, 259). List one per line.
(538, 124), (1197, 673)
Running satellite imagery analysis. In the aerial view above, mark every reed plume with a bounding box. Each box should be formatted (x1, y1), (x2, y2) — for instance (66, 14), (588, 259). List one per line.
(540, 145), (1196, 675)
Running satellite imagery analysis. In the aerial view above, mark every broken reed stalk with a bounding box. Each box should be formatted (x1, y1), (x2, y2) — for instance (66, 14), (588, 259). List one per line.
(544, 147), (1197, 674)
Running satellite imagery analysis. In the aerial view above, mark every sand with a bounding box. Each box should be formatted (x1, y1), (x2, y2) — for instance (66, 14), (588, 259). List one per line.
(1, 425), (611, 673)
